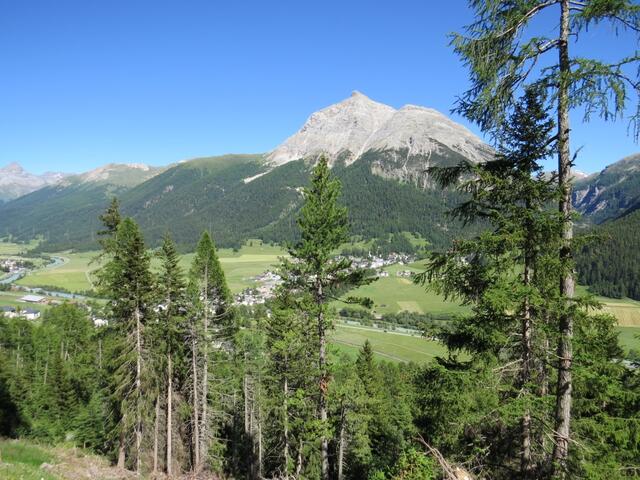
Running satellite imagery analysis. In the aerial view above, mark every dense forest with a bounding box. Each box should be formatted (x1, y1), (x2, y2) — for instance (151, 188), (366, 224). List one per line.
(576, 205), (640, 300)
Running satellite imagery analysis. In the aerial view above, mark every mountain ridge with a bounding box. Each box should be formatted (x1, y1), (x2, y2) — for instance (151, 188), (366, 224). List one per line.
(266, 91), (494, 171)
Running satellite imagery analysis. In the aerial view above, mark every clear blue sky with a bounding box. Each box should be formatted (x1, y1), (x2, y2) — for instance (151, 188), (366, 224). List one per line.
(1, 0), (638, 174)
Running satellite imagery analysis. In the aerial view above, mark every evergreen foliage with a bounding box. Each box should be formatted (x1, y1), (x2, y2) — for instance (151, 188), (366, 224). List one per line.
(576, 207), (640, 300)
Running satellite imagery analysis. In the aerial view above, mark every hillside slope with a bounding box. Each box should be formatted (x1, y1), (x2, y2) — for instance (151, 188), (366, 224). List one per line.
(577, 205), (640, 300)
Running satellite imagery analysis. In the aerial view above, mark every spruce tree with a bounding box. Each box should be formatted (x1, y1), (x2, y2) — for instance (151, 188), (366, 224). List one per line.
(418, 90), (561, 477)
(154, 233), (187, 476)
(188, 230), (232, 471)
(97, 217), (153, 473)
(264, 292), (317, 478)
(279, 156), (373, 480)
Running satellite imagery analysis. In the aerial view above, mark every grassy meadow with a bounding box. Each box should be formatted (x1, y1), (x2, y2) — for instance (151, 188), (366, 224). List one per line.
(15, 252), (98, 293)
(336, 261), (469, 316)
(0, 239), (40, 256)
(0, 290), (48, 312)
(0, 440), (58, 480)
(331, 323), (446, 363)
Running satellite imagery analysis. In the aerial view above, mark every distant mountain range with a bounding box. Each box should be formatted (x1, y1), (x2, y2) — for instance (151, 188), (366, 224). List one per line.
(0, 163), (68, 202)
(0, 93), (638, 261)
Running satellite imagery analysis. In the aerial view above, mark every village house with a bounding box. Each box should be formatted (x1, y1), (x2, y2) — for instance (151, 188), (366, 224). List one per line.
(0, 306), (18, 318)
(0, 305), (41, 320)
(22, 308), (41, 320)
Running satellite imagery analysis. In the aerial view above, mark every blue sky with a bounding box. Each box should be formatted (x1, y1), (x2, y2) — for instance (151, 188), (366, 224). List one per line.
(1, 0), (638, 174)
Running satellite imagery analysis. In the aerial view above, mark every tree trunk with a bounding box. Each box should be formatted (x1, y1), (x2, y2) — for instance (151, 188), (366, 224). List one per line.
(295, 438), (303, 479)
(318, 304), (329, 480)
(283, 375), (290, 479)
(167, 352), (173, 477)
(521, 221), (534, 478)
(135, 306), (143, 474)
(337, 406), (346, 480)
(191, 325), (200, 470)
(553, 0), (574, 476)
(257, 396), (263, 480)
(153, 394), (161, 475)
(98, 338), (102, 370)
(117, 418), (126, 469)
(244, 373), (250, 435)
(200, 266), (209, 466)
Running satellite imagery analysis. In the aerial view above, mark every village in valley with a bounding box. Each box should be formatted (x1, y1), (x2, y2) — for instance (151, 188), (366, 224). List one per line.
(234, 251), (416, 306)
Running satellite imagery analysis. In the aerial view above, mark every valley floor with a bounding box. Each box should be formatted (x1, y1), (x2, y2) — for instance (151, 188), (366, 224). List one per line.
(3, 240), (640, 355)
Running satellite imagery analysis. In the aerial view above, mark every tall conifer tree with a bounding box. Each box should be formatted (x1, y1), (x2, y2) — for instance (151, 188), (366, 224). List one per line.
(188, 230), (232, 471)
(155, 233), (186, 476)
(280, 156), (372, 480)
(419, 90), (561, 477)
(97, 217), (153, 473)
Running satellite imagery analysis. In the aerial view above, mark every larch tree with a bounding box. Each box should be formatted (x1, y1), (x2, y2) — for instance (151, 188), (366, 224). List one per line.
(451, 1), (640, 475)
(279, 156), (373, 480)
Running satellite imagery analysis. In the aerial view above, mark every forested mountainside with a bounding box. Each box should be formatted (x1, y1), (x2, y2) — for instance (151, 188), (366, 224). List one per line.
(0, 152), (471, 252)
(577, 204), (640, 300)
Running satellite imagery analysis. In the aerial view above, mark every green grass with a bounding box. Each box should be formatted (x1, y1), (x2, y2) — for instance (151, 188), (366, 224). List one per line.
(11, 241), (640, 331)
(331, 323), (446, 363)
(16, 252), (98, 293)
(0, 291), (48, 312)
(177, 240), (286, 293)
(0, 439), (58, 480)
(0, 240), (39, 256)
(336, 262), (469, 316)
(617, 326), (640, 354)
(13, 241), (285, 295)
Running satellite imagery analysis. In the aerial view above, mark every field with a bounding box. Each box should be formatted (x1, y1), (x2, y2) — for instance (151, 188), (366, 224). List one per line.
(0, 440), (58, 480)
(0, 290), (48, 312)
(617, 326), (640, 353)
(15, 241), (286, 295)
(15, 252), (98, 293)
(600, 298), (640, 327)
(7, 240), (640, 355)
(0, 240), (39, 256)
(177, 240), (285, 293)
(331, 323), (446, 363)
(336, 262), (469, 316)
(0, 439), (137, 480)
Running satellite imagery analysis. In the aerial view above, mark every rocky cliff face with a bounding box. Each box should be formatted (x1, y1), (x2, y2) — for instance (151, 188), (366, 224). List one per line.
(266, 91), (493, 184)
(573, 153), (640, 223)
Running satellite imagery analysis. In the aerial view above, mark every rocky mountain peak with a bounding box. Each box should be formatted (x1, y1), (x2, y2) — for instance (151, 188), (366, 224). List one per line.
(266, 92), (492, 169)
(0, 163), (68, 202)
(1, 162), (25, 174)
(268, 92), (396, 166)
